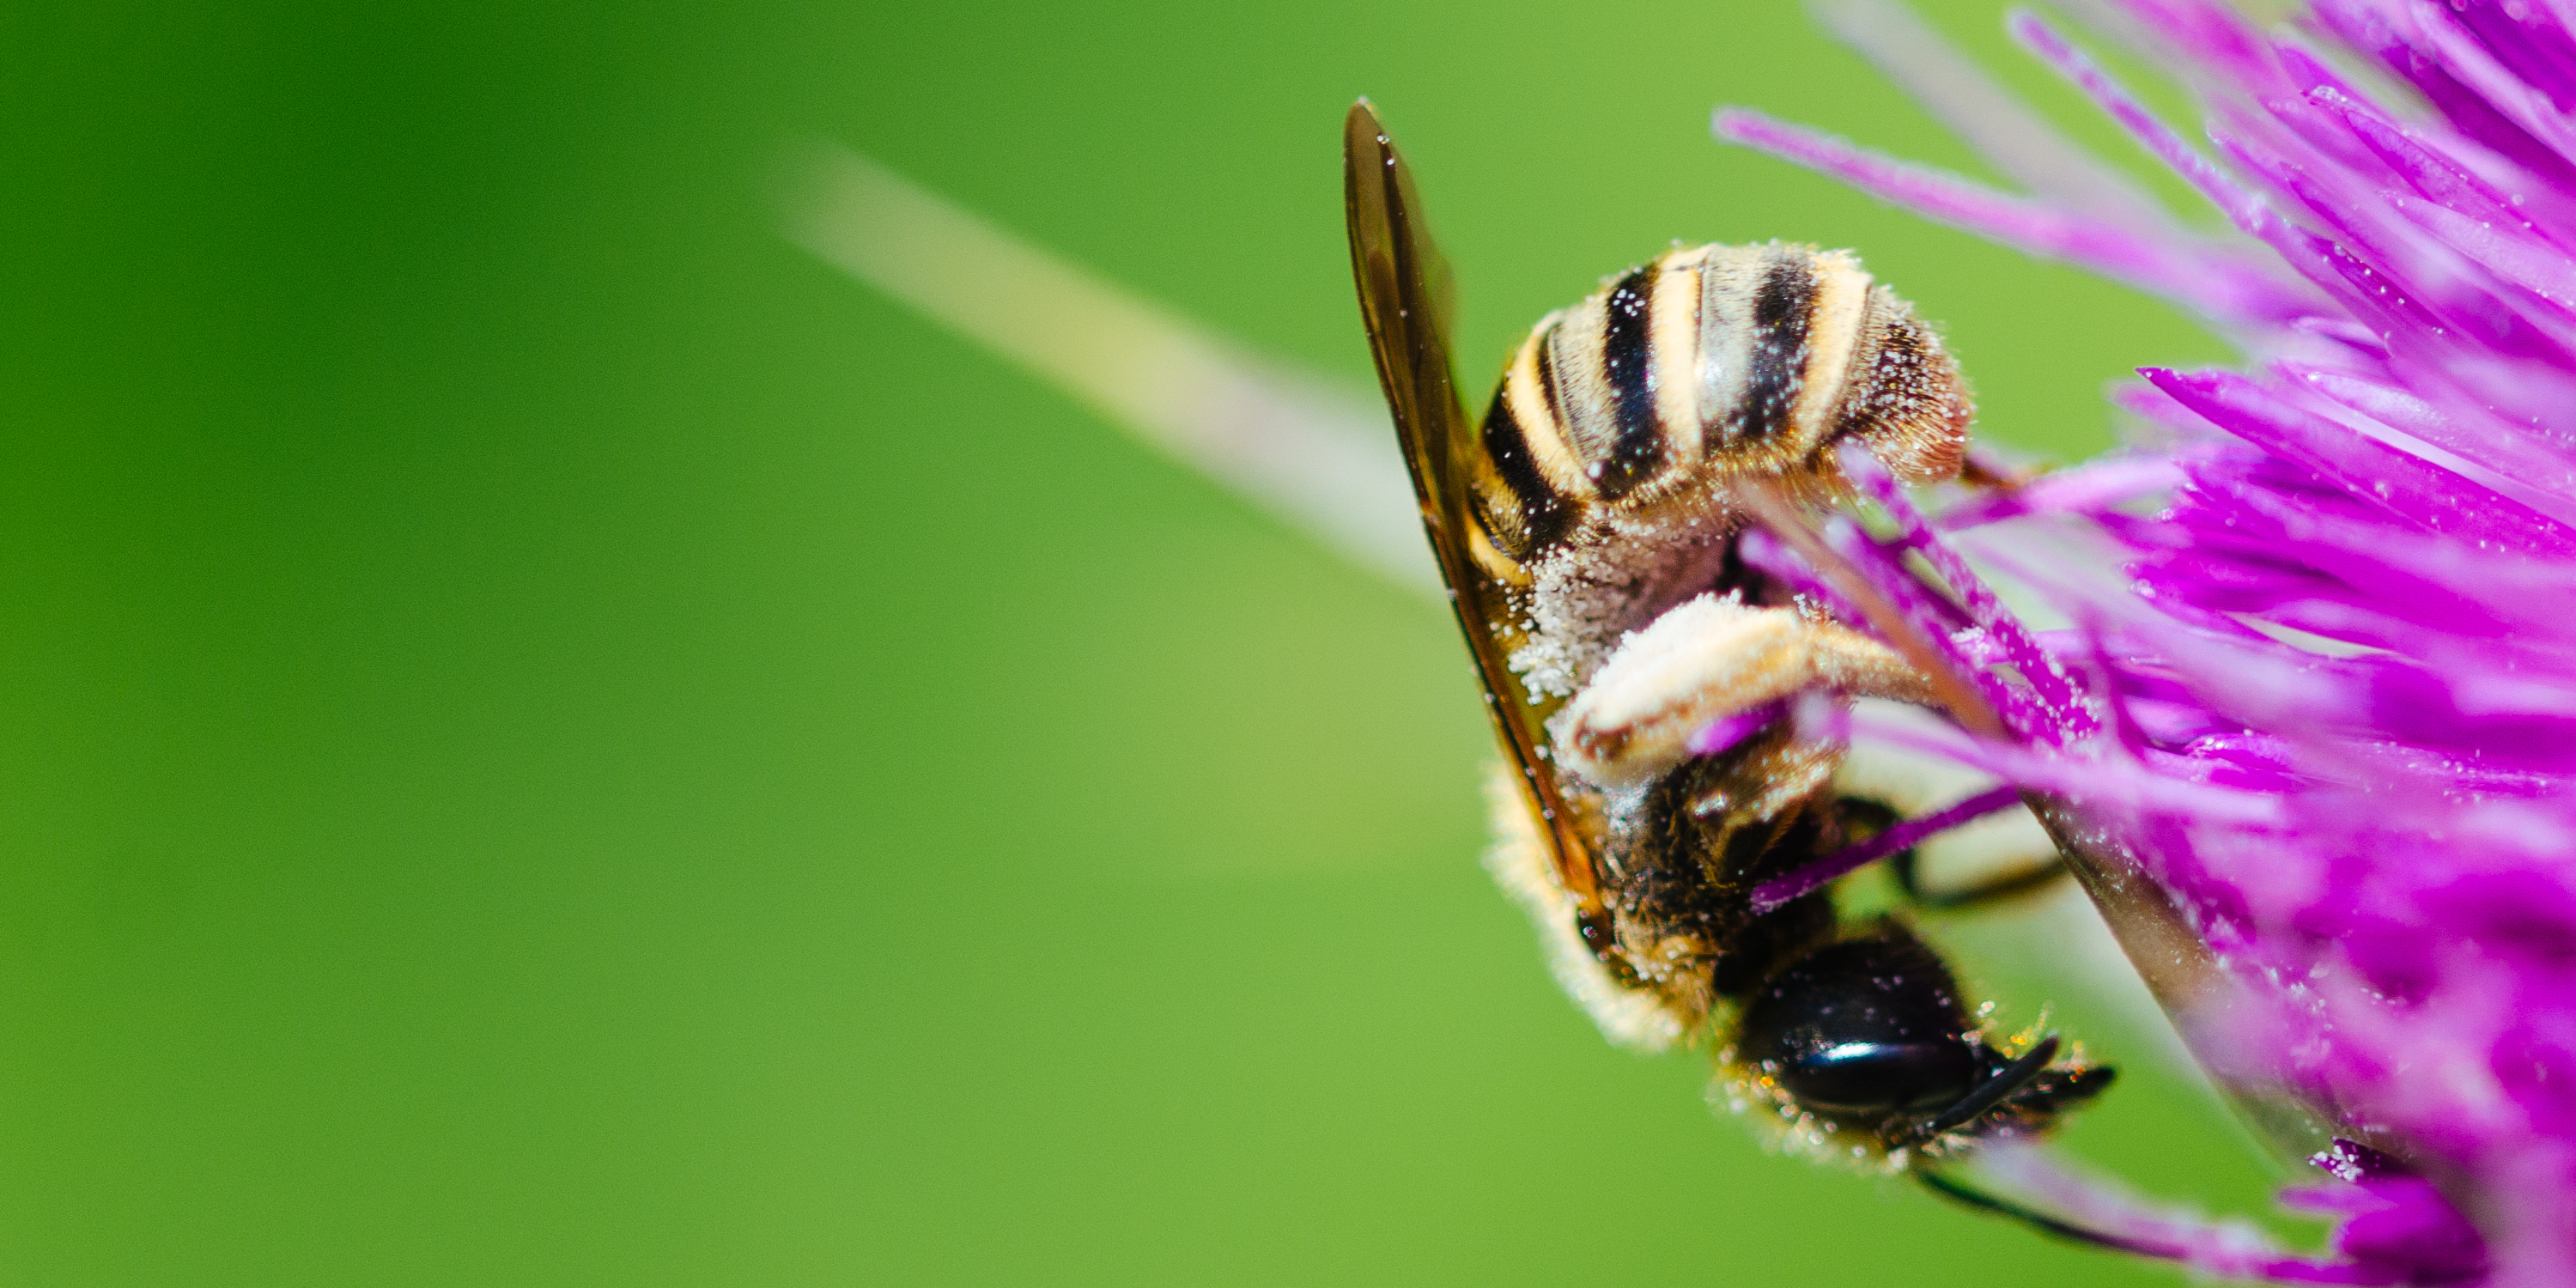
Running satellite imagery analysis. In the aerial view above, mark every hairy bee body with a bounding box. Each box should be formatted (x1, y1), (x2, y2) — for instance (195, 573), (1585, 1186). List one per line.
(1489, 713), (1847, 1053)
(1345, 103), (2105, 1183)
(1452, 243), (2085, 1163)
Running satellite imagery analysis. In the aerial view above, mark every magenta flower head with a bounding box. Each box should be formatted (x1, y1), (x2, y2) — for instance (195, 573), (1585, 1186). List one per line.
(1712, 1), (2576, 1282)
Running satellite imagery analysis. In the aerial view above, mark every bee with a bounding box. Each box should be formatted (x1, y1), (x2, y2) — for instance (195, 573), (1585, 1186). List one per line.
(1341, 101), (2117, 1218)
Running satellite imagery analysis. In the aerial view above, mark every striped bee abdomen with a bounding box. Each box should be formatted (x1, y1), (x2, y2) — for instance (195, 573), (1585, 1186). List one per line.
(1465, 242), (1971, 576)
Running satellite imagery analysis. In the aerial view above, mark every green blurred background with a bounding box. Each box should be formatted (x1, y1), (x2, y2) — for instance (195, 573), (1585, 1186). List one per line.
(0, 0), (2276, 1283)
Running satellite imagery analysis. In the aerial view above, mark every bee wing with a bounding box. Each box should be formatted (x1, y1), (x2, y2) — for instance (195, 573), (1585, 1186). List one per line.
(1342, 101), (1604, 917)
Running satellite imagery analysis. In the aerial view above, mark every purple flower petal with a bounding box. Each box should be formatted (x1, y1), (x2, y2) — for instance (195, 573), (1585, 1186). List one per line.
(1712, 107), (2309, 323)
(1720, 0), (2576, 1277)
(1747, 784), (2021, 912)
(1686, 698), (1789, 757)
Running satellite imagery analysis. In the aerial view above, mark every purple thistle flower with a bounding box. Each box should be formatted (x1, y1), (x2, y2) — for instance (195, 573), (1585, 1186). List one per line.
(1715, 1), (2576, 1281)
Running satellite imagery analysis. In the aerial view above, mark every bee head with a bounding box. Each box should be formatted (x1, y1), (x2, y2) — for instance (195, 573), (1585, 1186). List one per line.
(1735, 925), (2111, 1151)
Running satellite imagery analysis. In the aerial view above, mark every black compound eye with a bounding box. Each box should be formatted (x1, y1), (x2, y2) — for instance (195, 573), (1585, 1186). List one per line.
(1777, 1039), (1978, 1115)
(1737, 927), (1984, 1119)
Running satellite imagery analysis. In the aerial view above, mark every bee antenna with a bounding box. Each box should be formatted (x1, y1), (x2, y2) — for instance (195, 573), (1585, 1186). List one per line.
(1893, 1035), (2061, 1150)
(1913, 1170), (2188, 1261)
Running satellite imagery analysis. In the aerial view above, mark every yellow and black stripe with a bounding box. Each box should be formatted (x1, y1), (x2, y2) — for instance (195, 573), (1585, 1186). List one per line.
(1463, 243), (1969, 581)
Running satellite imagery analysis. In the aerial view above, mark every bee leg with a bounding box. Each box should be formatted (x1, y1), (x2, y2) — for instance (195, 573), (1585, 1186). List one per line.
(1956, 445), (2036, 492)
(1554, 592), (1933, 789)
(1913, 1170), (2180, 1261)
(1895, 1043), (2133, 1245)
(1893, 843), (2069, 912)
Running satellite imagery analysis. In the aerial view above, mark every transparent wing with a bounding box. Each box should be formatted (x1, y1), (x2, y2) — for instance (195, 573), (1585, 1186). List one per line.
(1341, 101), (1606, 922)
